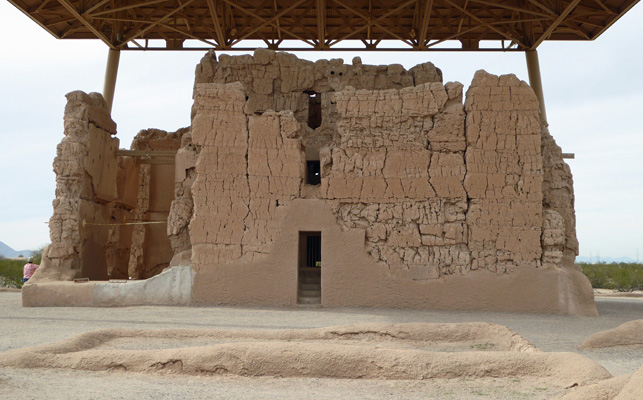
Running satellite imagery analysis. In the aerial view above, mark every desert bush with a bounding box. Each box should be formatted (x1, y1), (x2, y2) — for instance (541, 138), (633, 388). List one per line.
(0, 258), (25, 288)
(579, 262), (643, 292)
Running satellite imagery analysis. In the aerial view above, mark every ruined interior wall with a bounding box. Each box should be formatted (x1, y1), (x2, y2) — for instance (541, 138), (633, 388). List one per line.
(127, 128), (186, 279)
(38, 91), (132, 281)
(190, 82), (304, 272)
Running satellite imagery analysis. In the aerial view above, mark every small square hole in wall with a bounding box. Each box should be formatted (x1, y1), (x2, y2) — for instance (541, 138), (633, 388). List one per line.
(307, 160), (321, 185)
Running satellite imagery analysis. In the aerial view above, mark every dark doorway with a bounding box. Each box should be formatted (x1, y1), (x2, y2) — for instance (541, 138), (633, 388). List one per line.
(298, 232), (321, 305)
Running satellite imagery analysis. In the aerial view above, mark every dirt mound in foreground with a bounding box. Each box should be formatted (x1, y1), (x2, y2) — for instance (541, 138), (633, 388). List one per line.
(559, 363), (643, 400)
(581, 320), (643, 348)
(2, 322), (537, 353)
(0, 322), (611, 388)
(557, 375), (631, 400)
(615, 363), (643, 400)
(0, 341), (610, 386)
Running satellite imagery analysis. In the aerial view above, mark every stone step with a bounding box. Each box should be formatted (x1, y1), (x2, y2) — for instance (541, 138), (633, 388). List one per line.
(299, 276), (321, 282)
(298, 296), (321, 305)
(299, 283), (321, 291)
(298, 289), (321, 297)
(299, 272), (321, 279)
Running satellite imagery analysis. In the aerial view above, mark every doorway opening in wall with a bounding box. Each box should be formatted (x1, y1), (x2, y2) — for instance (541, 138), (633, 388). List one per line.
(306, 160), (321, 185)
(305, 91), (322, 129)
(298, 231), (321, 305)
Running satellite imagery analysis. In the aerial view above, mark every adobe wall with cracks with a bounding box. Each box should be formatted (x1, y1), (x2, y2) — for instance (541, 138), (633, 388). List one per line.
(324, 82), (470, 279)
(190, 82), (305, 280)
(34, 91), (135, 283)
(193, 49), (442, 161)
(28, 92), (187, 289)
(188, 51), (595, 315)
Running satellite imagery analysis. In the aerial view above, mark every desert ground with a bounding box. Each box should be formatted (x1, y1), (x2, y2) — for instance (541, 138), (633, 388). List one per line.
(0, 290), (641, 399)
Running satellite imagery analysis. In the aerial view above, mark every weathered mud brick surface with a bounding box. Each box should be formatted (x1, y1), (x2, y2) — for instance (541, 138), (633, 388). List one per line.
(41, 90), (187, 282)
(194, 50), (443, 161)
(168, 132), (198, 267)
(464, 71), (543, 272)
(541, 127), (579, 266)
(45, 91), (121, 279)
(190, 82), (305, 269)
(327, 83), (470, 277)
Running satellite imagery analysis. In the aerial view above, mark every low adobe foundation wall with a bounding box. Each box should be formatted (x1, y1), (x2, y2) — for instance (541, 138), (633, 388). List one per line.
(22, 266), (194, 307)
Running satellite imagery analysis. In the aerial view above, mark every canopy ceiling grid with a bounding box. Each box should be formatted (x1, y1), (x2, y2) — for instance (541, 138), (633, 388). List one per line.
(9, 0), (640, 51)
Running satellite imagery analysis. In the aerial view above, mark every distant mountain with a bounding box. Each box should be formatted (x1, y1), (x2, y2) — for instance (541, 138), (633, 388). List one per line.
(0, 241), (33, 258)
(576, 256), (639, 264)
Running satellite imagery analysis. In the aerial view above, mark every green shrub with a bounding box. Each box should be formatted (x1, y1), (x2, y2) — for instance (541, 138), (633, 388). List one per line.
(31, 246), (45, 265)
(0, 258), (25, 288)
(579, 262), (643, 292)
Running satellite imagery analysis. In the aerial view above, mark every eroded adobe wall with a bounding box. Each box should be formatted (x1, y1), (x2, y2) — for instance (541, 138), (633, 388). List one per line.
(36, 91), (134, 282)
(194, 49), (442, 160)
(189, 51), (594, 315)
(324, 83), (470, 278)
(463, 72), (544, 272)
(168, 132), (198, 267)
(323, 71), (543, 278)
(541, 127), (579, 268)
(33, 92), (186, 285)
(190, 83), (305, 275)
(33, 51), (591, 314)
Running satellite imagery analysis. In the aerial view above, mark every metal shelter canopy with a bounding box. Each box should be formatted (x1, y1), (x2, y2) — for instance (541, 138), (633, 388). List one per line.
(9, 0), (640, 51)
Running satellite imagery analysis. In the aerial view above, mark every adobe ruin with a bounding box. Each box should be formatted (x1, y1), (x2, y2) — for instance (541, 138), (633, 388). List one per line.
(23, 50), (596, 315)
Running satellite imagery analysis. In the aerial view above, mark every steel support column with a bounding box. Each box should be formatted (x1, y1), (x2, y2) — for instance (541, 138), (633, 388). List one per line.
(102, 48), (120, 113)
(525, 49), (547, 123)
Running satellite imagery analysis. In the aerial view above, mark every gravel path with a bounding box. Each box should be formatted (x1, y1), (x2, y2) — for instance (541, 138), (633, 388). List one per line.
(1, 291), (642, 399)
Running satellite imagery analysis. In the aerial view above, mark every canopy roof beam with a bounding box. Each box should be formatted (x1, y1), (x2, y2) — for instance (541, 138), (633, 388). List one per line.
(525, 49), (547, 123)
(8, 0), (638, 51)
(102, 48), (120, 113)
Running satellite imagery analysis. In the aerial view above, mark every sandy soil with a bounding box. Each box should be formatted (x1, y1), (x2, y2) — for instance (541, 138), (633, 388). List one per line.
(581, 320), (643, 348)
(1, 291), (642, 399)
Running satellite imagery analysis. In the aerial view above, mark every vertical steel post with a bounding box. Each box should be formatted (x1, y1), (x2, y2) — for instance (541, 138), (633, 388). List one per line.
(102, 48), (121, 113)
(525, 49), (547, 123)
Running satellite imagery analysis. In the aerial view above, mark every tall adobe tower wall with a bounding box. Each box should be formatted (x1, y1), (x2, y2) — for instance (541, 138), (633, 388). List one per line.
(186, 50), (595, 315)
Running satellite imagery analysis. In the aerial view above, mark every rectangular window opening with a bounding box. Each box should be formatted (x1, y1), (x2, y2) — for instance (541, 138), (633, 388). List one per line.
(306, 91), (322, 129)
(306, 160), (321, 185)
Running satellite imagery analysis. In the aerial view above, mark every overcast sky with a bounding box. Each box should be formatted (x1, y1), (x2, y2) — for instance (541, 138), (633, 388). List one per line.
(0, 2), (641, 260)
